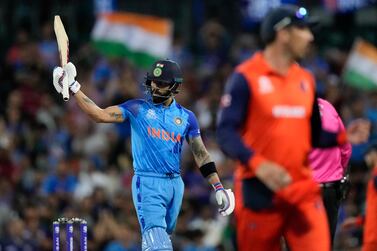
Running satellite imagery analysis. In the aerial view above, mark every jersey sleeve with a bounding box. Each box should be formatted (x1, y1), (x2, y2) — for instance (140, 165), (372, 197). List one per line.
(216, 72), (254, 165)
(117, 100), (139, 121)
(186, 110), (201, 139)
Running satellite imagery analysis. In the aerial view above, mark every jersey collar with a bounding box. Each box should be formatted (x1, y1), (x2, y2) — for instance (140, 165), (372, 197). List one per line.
(254, 51), (300, 76)
(152, 98), (177, 109)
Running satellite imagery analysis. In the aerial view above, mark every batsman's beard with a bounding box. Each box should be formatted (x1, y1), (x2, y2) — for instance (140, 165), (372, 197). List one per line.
(151, 88), (171, 104)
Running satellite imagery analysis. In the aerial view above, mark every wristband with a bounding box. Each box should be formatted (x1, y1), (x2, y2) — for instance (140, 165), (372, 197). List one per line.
(199, 162), (217, 178)
(69, 81), (81, 94)
(212, 182), (224, 191)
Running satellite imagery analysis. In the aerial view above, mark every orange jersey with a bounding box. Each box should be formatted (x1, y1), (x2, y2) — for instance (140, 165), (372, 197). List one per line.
(363, 168), (377, 250)
(217, 51), (331, 251)
(235, 52), (315, 181)
(225, 52), (330, 251)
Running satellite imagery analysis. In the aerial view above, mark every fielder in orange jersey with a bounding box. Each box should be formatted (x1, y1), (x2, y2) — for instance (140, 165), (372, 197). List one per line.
(216, 4), (370, 251)
(342, 143), (377, 250)
(362, 144), (377, 251)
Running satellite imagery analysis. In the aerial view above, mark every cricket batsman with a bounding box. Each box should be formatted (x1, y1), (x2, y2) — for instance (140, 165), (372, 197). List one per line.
(52, 59), (235, 251)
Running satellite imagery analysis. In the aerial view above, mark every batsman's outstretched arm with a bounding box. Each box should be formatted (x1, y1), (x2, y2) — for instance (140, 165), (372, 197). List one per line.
(52, 62), (124, 123)
(74, 91), (124, 123)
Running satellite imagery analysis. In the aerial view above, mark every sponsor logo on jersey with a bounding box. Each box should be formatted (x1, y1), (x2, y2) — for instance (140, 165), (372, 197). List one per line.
(272, 105), (306, 118)
(147, 127), (182, 142)
(146, 109), (157, 119)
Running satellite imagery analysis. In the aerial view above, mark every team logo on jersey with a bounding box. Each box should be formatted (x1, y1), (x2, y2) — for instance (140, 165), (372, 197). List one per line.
(146, 109), (157, 119)
(258, 76), (274, 94)
(174, 117), (182, 125)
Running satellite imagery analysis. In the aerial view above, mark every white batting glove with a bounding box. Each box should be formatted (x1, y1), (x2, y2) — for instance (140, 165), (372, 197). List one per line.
(214, 183), (235, 216)
(64, 62), (81, 94)
(53, 67), (68, 94)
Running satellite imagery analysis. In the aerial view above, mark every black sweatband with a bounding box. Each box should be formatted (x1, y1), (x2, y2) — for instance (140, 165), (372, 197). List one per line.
(199, 162), (217, 178)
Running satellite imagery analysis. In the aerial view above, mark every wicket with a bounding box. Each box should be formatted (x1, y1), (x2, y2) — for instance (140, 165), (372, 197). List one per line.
(53, 217), (88, 251)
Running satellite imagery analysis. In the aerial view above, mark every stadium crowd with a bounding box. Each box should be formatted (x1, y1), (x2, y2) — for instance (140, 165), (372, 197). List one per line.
(0, 3), (377, 251)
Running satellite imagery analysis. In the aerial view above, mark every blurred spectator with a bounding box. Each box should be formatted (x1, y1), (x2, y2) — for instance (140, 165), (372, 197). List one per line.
(0, 2), (376, 250)
(38, 22), (59, 69)
(41, 160), (78, 196)
(0, 217), (37, 250)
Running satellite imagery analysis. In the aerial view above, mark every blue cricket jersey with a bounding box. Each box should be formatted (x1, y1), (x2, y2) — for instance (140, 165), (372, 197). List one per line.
(118, 99), (200, 174)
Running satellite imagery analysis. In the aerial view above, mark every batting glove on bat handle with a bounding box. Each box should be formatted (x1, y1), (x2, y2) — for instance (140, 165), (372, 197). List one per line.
(215, 187), (235, 216)
(53, 67), (68, 95)
(64, 62), (81, 94)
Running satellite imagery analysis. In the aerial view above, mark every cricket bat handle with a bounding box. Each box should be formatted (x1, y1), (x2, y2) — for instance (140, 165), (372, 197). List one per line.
(62, 69), (69, 101)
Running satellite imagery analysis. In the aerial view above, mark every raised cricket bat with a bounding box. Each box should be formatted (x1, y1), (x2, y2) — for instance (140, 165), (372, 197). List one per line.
(54, 15), (70, 101)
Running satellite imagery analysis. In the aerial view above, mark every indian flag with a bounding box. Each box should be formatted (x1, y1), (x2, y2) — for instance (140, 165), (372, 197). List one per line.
(91, 12), (173, 68)
(343, 39), (377, 90)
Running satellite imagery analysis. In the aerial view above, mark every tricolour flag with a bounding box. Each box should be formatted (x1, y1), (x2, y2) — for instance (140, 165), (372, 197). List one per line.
(91, 12), (173, 68)
(343, 39), (377, 90)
